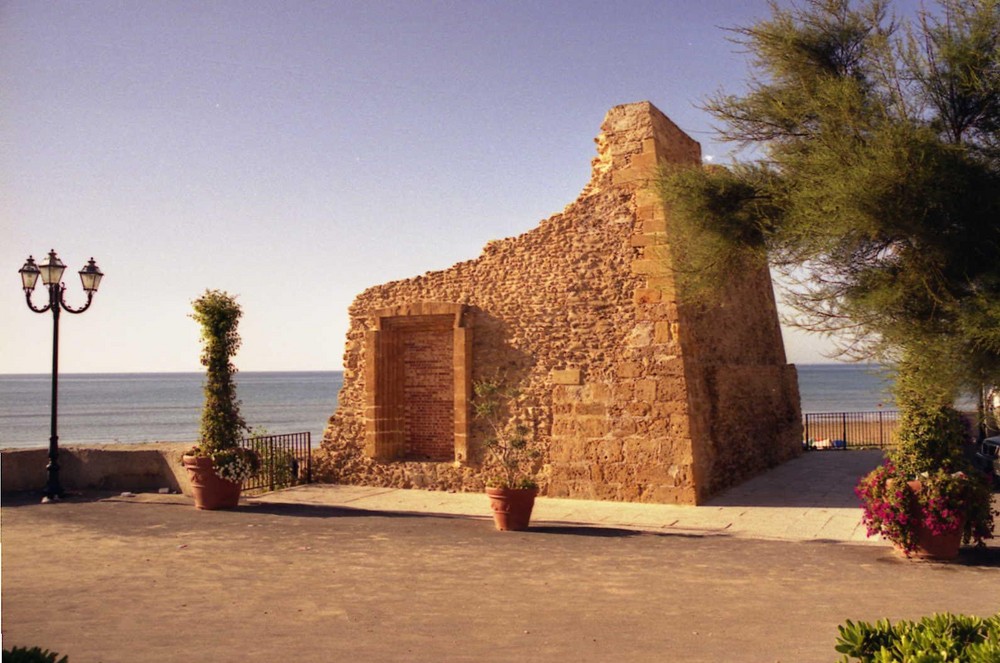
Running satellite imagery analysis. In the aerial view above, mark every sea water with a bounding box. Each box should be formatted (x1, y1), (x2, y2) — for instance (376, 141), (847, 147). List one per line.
(796, 364), (895, 412)
(0, 364), (897, 450)
(0, 371), (343, 449)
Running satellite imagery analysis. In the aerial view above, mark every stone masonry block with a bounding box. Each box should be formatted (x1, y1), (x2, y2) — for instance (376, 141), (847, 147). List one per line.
(618, 361), (643, 379)
(636, 204), (667, 222)
(551, 368), (582, 385)
(630, 150), (658, 172)
(641, 216), (668, 234)
(582, 383), (612, 404)
(635, 187), (660, 207)
(635, 379), (657, 403)
(613, 382), (636, 401)
(630, 259), (664, 276)
(627, 323), (653, 347)
(579, 417), (610, 438)
(653, 321), (675, 344)
(629, 233), (666, 248)
(626, 401), (652, 417)
(575, 403), (607, 416)
(633, 288), (662, 305)
(646, 276), (676, 299)
(643, 244), (673, 263)
(593, 439), (624, 463)
(611, 168), (634, 186)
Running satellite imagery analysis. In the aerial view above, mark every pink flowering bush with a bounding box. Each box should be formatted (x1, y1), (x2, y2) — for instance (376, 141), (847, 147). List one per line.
(857, 459), (995, 555)
(856, 460), (915, 551)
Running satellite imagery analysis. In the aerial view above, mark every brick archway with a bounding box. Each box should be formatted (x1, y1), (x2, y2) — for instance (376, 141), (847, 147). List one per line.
(363, 303), (471, 463)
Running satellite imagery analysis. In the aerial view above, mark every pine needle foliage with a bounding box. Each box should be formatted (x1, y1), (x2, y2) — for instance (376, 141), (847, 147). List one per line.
(661, 0), (1000, 407)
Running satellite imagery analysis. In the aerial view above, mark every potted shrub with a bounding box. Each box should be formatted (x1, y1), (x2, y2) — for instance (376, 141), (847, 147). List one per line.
(856, 460), (994, 559)
(182, 290), (259, 510)
(856, 404), (995, 559)
(473, 377), (541, 531)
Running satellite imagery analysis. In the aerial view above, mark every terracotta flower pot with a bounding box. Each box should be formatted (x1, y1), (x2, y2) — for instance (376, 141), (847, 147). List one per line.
(907, 520), (963, 560)
(182, 454), (242, 510)
(903, 480), (963, 561)
(486, 486), (538, 531)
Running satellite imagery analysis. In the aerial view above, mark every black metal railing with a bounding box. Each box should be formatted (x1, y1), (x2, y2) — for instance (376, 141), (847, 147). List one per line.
(803, 411), (900, 449)
(239, 432), (312, 494)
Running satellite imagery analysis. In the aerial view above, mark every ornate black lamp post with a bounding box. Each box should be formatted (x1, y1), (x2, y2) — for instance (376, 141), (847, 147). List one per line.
(19, 250), (104, 502)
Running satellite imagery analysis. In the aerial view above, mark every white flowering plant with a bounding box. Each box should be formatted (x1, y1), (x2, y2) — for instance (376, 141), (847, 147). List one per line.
(210, 446), (260, 483)
(183, 444), (261, 484)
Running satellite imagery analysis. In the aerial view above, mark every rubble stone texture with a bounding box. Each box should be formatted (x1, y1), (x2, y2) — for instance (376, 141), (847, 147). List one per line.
(316, 101), (802, 504)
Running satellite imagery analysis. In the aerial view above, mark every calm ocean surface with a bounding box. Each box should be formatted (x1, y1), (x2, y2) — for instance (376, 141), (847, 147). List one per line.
(0, 365), (893, 450)
(0, 371), (343, 450)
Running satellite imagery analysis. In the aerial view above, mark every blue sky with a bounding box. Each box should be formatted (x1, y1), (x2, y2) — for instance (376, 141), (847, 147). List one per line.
(0, 1), (926, 373)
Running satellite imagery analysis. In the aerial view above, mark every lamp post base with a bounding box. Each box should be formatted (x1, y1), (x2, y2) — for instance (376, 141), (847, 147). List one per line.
(43, 438), (64, 502)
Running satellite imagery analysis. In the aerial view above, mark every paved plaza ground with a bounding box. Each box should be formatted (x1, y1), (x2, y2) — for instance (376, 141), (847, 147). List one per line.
(2, 452), (998, 662)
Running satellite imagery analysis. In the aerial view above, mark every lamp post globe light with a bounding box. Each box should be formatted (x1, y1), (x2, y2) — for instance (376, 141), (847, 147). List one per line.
(19, 250), (104, 502)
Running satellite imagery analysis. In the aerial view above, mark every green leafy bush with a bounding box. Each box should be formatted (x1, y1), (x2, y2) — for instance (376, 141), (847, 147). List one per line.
(186, 290), (259, 483)
(835, 612), (1000, 662)
(856, 396), (995, 555)
(893, 403), (967, 478)
(2, 646), (68, 663)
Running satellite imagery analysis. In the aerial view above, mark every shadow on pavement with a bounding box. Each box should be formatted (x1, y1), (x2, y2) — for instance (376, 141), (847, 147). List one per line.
(237, 500), (483, 522)
(526, 525), (647, 538)
(704, 450), (884, 509)
(867, 545), (1000, 568)
(240, 503), (684, 539)
(706, 492), (862, 508)
(1, 490), (135, 508)
(950, 546), (1000, 568)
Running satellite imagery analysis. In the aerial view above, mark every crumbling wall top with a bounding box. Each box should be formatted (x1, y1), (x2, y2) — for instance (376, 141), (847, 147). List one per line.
(584, 101), (702, 197)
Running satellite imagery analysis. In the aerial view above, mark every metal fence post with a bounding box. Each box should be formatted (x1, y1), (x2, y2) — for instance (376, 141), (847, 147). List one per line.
(240, 431), (312, 495)
(305, 432), (312, 483)
(800, 411), (899, 450)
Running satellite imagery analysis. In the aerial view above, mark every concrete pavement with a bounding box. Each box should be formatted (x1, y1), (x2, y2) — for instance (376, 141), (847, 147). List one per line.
(4, 449), (999, 663)
(252, 449), (887, 544)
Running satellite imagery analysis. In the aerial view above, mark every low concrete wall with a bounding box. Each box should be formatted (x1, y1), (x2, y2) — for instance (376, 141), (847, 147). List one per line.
(1, 443), (194, 496)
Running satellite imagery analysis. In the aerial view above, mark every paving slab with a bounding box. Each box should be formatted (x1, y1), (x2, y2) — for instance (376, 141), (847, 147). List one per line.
(252, 449), (888, 543)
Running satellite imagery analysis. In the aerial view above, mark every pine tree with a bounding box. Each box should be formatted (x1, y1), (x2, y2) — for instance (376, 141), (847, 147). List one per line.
(662, 0), (1000, 411)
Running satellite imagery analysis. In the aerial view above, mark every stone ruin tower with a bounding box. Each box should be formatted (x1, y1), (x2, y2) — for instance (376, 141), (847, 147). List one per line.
(317, 101), (802, 504)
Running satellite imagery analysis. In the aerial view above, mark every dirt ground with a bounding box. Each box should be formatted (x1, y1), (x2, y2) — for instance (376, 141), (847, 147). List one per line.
(2, 492), (998, 663)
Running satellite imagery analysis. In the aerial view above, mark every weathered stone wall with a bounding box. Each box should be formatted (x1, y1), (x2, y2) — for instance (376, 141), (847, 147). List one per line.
(316, 101), (802, 503)
(1, 443), (193, 495)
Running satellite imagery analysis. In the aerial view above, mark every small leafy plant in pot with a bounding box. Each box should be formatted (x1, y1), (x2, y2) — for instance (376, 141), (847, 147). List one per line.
(474, 377), (541, 531)
(856, 404), (995, 559)
(182, 290), (260, 510)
